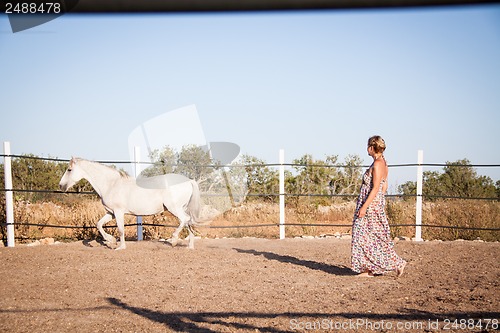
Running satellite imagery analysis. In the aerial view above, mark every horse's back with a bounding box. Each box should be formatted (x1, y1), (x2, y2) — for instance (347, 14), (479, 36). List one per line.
(135, 174), (191, 190)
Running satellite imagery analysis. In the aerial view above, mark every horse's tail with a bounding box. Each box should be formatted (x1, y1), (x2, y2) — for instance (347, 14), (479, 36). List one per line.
(187, 180), (211, 226)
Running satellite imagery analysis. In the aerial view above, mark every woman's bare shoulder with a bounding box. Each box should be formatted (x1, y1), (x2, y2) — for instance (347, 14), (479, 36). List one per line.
(373, 158), (388, 178)
(373, 158), (386, 168)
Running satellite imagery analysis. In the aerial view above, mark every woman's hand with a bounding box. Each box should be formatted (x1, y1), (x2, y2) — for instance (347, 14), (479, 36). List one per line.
(357, 206), (367, 218)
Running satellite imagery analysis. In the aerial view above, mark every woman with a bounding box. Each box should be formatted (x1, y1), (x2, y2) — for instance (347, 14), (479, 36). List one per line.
(351, 135), (407, 277)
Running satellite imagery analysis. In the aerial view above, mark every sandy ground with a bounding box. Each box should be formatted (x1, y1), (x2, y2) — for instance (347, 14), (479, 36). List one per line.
(0, 237), (498, 332)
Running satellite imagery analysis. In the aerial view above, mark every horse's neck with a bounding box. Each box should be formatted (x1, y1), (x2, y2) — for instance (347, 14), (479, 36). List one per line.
(79, 160), (122, 196)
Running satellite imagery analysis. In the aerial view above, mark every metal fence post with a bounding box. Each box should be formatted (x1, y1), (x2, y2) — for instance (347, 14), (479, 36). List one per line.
(3, 142), (15, 247)
(414, 150), (424, 241)
(134, 146), (143, 241)
(279, 149), (285, 239)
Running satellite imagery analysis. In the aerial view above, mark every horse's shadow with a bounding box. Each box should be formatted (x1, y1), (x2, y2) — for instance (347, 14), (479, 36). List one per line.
(233, 248), (356, 276)
(82, 237), (126, 249)
(82, 239), (108, 248)
(107, 297), (295, 333)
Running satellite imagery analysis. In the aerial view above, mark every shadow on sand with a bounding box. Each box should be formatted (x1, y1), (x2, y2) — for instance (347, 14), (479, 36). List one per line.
(106, 297), (500, 333)
(233, 248), (356, 276)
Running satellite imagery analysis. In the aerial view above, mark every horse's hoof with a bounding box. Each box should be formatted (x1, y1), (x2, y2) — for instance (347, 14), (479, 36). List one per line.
(115, 245), (126, 251)
(169, 238), (178, 247)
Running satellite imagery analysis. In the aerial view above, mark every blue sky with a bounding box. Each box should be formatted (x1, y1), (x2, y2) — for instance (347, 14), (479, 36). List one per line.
(1, 5), (499, 189)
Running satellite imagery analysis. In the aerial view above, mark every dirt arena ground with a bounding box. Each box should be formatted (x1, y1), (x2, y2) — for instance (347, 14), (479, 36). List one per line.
(0, 237), (498, 333)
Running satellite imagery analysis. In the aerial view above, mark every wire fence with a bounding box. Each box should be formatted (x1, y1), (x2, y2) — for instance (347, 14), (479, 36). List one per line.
(1, 153), (499, 237)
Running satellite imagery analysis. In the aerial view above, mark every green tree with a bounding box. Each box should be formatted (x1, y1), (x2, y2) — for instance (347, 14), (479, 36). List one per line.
(288, 154), (363, 204)
(143, 145), (247, 206)
(329, 154), (363, 197)
(176, 145), (213, 186)
(141, 146), (177, 177)
(0, 155), (68, 202)
(290, 154), (330, 195)
(241, 154), (279, 202)
(398, 159), (497, 199)
(141, 145), (213, 189)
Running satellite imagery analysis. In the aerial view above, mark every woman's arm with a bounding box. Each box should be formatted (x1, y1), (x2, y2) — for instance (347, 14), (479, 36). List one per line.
(357, 159), (384, 218)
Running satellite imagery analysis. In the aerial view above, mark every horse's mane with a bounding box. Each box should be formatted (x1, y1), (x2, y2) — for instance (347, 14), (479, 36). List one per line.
(117, 169), (130, 178)
(75, 158), (130, 178)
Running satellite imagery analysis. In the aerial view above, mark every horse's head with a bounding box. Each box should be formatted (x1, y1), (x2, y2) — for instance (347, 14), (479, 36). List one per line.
(59, 157), (84, 192)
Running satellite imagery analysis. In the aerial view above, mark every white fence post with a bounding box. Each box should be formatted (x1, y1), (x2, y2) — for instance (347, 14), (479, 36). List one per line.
(134, 146), (143, 241)
(414, 150), (424, 242)
(279, 149), (285, 239)
(3, 142), (15, 247)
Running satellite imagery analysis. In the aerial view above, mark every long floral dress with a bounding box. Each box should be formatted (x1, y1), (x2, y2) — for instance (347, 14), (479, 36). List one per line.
(351, 164), (406, 275)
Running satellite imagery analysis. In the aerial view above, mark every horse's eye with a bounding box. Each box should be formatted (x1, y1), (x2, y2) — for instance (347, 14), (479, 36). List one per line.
(68, 168), (72, 172)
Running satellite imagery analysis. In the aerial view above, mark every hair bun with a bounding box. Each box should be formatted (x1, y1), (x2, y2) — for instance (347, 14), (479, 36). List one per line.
(368, 135), (386, 153)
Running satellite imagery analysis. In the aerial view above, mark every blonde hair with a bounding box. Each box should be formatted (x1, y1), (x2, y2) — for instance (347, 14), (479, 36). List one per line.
(368, 135), (386, 154)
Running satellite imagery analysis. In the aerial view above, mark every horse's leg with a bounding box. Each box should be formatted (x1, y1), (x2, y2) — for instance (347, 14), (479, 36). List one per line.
(170, 210), (192, 248)
(115, 211), (126, 250)
(170, 218), (186, 247)
(187, 225), (195, 250)
(97, 213), (116, 246)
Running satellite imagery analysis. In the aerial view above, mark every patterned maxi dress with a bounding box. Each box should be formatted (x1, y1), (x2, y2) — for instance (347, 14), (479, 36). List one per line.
(351, 165), (406, 274)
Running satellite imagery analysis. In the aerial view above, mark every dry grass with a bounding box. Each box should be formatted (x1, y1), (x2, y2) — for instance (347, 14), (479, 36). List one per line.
(386, 199), (500, 242)
(1, 197), (499, 243)
(423, 200), (500, 242)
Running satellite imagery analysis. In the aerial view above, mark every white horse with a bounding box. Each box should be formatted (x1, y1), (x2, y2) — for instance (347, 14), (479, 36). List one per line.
(59, 157), (204, 250)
